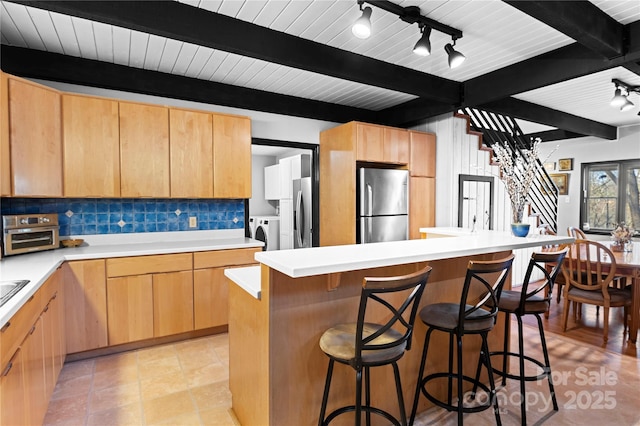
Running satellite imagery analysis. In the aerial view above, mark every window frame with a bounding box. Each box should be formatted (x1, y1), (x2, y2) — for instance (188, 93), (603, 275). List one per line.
(580, 159), (640, 235)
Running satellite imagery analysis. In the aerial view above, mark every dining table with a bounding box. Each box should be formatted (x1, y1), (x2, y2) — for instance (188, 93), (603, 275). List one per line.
(604, 240), (640, 344)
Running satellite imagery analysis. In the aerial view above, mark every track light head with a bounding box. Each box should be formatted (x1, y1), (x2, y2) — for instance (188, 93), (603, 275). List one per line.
(610, 87), (627, 107)
(352, 5), (372, 39)
(620, 97), (635, 112)
(413, 26), (432, 56)
(445, 41), (465, 69)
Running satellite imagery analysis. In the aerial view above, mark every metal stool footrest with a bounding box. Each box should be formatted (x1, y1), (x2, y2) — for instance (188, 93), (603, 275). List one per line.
(418, 372), (496, 414)
(322, 405), (402, 426)
(489, 350), (550, 382)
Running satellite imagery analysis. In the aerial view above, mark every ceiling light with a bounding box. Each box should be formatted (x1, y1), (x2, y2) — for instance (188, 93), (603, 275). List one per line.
(620, 97), (635, 112)
(352, 4), (372, 39)
(610, 88), (626, 107)
(445, 41), (466, 69)
(413, 25), (431, 56)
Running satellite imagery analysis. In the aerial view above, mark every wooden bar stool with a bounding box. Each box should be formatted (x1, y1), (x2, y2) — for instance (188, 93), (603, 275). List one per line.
(410, 255), (514, 426)
(317, 266), (432, 426)
(480, 249), (567, 425)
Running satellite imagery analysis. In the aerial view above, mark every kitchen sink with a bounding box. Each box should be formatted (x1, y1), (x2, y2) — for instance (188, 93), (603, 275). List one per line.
(0, 280), (30, 307)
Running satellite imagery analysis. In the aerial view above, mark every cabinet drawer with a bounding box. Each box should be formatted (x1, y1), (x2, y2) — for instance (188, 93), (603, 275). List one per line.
(0, 291), (41, 370)
(107, 253), (193, 277)
(193, 248), (260, 269)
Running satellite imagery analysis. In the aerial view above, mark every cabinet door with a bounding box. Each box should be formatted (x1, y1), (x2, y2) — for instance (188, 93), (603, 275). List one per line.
(107, 275), (154, 345)
(63, 94), (120, 197)
(64, 260), (108, 353)
(279, 198), (293, 250)
(170, 108), (213, 198)
(213, 114), (251, 198)
(119, 102), (169, 197)
(383, 127), (410, 164)
(0, 348), (26, 426)
(23, 317), (47, 426)
(193, 268), (227, 330)
(153, 270), (194, 337)
(264, 164), (281, 200)
(8, 78), (62, 196)
(409, 177), (436, 239)
(356, 123), (384, 162)
(410, 131), (436, 177)
(0, 72), (10, 196)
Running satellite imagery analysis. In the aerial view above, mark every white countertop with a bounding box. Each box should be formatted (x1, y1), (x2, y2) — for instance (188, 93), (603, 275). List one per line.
(224, 266), (261, 300)
(255, 228), (574, 278)
(0, 230), (263, 325)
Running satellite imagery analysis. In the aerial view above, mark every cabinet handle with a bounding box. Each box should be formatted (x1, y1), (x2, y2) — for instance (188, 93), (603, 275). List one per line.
(1, 361), (13, 377)
(1, 321), (10, 333)
(29, 325), (36, 335)
(43, 305), (50, 313)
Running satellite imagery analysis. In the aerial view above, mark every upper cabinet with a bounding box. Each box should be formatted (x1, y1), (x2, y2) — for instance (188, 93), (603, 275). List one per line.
(213, 114), (251, 198)
(62, 94), (120, 197)
(119, 102), (170, 198)
(170, 108), (214, 198)
(409, 131), (436, 177)
(8, 77), (63, 197)
(355, 122), (409, 165)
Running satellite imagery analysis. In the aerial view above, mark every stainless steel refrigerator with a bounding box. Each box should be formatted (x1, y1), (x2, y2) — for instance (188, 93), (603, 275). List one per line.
(357, 168), (409, 243)
(293, 177), (312, 248)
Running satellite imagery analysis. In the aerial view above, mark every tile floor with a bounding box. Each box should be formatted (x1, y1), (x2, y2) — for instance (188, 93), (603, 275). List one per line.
(44, 317), (640, 426)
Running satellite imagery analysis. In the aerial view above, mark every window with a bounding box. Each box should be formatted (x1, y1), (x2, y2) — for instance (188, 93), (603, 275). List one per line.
(581, 160), (640, 232)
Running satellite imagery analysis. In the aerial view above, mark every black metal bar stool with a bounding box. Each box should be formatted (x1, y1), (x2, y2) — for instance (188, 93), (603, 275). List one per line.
(317, 266), (432, 426)
(410, 255), (514, 426)
(478, 249), (567, 425)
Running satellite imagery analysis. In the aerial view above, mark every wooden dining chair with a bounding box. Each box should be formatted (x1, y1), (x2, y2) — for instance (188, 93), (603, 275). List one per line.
(561, 239), (632, 342)
(567, 226), (586, 239)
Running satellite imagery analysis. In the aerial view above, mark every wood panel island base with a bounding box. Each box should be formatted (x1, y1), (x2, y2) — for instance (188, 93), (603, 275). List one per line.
(226, 230), (574, 425)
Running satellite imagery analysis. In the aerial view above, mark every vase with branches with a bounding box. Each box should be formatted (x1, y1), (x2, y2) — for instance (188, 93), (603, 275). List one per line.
(492, 139), (541, 235)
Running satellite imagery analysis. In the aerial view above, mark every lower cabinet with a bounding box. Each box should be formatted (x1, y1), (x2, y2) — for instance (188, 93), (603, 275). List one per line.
(107, 275), (154, 345)
(409, 177), (436, 239)
(0, 269), (65, 426)
(153, 270), (194, 337)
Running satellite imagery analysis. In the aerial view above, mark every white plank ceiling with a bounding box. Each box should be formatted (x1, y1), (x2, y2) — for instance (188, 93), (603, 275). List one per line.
(1, 0), (640, 130)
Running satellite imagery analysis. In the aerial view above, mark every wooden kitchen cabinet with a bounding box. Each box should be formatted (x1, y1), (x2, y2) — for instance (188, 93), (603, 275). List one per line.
(0, 72), (10, 197)
(355, 123), (409, 164)
(409, 177), (436, 239)
(213, 114), (251, 198)
(383, 127), (410, 164)
(153, 270), (194, 337)
(8, 76), (63, 196)
(0, 347), (26, 426)
(410, 131), (436, 177)
(63, 260), (108, 354)
(62, 94), (120, 197)
(107, 275), (154, 345)
(170, 108), (213, 198)
(119, 101), (170, 197)
(23, 316), (47, 426)
(193, 248), (260, 330)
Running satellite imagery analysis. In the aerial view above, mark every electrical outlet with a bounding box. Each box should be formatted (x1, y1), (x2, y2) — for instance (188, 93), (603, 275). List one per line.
(189, 216), (197, 228)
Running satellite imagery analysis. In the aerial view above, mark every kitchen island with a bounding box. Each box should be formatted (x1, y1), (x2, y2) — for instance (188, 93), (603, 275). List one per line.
(226, 229), (573, 425)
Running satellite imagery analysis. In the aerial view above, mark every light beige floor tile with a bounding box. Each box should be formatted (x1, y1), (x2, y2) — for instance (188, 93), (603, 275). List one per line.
(89, 381), (141, 413)
(190, 382), (232, 411)
(94, 350), (138, 373)
(148, 410), (202, 426)
(137, 343), (177, 364)
(86, 401), (143, 426)
(184, 361), (228, 388)
(43, 392), (89, 425)
(138, 354), (183, 380)
(143, 389), (197, 424)
(92, 364), (139, 390)
(56, 358), (94, 383)
(140, 370), (189, 400)
(199, 407), (241, 426)
(50, 373), (93, 400)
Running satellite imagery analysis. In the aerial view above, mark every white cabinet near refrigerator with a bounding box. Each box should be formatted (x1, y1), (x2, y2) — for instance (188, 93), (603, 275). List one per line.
(264, 164), (281, 200)
(279, 199), (294, 250)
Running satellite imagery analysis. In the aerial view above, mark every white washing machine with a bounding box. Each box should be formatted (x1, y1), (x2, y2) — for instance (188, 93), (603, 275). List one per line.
(248, 216), (259, 239)
(255, 216), (280, 251)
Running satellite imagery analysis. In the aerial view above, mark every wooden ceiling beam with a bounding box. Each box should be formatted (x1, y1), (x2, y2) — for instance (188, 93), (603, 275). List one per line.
(0, 46), (379, 124)
(503, 0), (625, 59)
(11, 0), (461, 104)
(479, 97), (617, 140)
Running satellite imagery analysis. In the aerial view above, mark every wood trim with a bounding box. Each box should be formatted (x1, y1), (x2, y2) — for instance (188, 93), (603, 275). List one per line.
(193, 248), (260, 269)
(106, 253), (193, 277)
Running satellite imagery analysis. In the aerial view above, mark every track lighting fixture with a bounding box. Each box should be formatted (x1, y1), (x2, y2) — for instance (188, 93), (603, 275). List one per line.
(445, 39), (466, 69)
(610, 79), (640, 115)
(351, 0), (464, 67)
(413, 25), (431, 56)
(352, 1), (372, 39)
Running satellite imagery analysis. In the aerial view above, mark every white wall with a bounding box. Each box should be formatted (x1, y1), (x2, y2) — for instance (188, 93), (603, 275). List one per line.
(250, 155), (278, 216)
(538, 124), (640, 236)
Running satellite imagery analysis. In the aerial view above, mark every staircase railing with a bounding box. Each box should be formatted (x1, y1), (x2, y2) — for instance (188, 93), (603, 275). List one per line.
(459, 107), (559, 233)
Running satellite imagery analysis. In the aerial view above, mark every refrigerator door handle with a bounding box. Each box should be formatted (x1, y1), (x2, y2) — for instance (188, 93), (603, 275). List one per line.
(366, 184), (373, 216)
(295, 190), (303, 247)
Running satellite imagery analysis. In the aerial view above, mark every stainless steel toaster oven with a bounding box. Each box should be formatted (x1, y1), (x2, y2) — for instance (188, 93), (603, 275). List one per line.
(2, 214), (59, 256)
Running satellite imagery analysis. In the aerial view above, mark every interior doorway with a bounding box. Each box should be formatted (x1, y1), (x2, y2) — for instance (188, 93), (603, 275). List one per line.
(458, 174), (494, 231)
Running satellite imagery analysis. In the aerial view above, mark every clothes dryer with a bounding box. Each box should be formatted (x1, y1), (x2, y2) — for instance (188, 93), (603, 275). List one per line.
(255, 216), (280, 251)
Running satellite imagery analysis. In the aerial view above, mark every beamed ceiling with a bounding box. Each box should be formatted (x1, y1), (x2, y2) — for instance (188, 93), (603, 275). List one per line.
(1, 0), (640, 141)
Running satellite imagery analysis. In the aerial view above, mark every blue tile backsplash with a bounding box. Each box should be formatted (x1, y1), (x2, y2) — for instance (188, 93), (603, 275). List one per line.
(1, 198), (245, 237)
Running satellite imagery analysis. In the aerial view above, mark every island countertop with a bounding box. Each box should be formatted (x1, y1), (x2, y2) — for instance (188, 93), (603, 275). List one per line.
(254, 228), (574, 278)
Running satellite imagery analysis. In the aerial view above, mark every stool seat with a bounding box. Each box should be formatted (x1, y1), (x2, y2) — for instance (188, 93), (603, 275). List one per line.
(420, 303), (495, 332)
(496, 290), (549, 314)
(319, 322), (406, 365)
